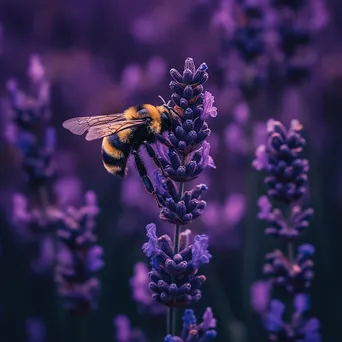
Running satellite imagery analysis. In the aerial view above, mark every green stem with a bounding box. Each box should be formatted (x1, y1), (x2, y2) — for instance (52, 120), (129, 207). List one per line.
(167, 176), (185, 336)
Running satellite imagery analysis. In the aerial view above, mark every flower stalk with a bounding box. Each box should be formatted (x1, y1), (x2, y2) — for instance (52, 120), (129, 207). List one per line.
(142, 58), (217, 340)
(168, 178), (185, 335)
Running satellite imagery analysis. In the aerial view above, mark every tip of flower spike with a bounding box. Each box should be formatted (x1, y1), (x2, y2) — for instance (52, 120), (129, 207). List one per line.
(184, 58), (196, 73)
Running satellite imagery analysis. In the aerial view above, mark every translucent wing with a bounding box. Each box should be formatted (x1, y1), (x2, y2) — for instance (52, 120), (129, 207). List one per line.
(62, 113), (146, 141)
(85, 119), (146, 141)
(62, 113), (126, 135)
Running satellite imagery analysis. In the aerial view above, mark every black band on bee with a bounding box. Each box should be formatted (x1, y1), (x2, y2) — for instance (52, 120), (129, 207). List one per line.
(102, 150), (123, 166)
(135, 104), (145, 112)
(102, 149), (126, 176)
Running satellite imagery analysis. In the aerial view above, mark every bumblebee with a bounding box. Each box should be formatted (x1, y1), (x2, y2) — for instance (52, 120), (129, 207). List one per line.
(62, 103), (178, 199)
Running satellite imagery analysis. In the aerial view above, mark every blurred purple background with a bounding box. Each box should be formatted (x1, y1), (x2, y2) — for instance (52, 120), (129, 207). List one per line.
(0, 0), (341, 341)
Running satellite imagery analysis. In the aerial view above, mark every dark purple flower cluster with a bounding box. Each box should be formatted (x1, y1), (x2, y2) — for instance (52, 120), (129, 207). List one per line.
(231, 3), (264, 64)
(7, 56), (60, 273)
(264, 244), (314, 293)
(55, 191), (104, 314)
(155, 173), (207, 225)
(142, 224), (211, 307)
(253, 119), (309, 204)
(167, 58), (213, 153)
(7, 55), (54, 186)
(216, 0), (268, 98)
(154, 58), (216, 225)
(271, 0), (322, 82)
(142, 58), (216, 338)
(164, 308), (217, 342)
(11, 193), (59, 239)
(253, 119), (319, 341)
(258, 196), (314, 240)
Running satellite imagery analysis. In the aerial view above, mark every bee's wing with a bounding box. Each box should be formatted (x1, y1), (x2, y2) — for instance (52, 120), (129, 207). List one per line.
(62, 113), (126, 136)
(85, 119), (146, 141)
(62, 113), (146, 141)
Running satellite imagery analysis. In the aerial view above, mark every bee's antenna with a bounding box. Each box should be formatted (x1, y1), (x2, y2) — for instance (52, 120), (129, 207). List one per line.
(158, 95), (184, 122)
(158, 95), (167, 105)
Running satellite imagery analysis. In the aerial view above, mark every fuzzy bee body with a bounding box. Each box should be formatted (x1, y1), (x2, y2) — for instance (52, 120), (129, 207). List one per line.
(62, 103), (174, 196)
(98, 104), (170, 177)
(101, 134), (131, 176)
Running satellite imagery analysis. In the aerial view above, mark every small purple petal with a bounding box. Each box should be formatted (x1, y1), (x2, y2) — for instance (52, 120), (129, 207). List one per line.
(294, 293), (310, 314)
(202, 91), (217, 120)
(191, 235), (212, 268)
(201, 307), (216, 330)
(142, 223), (160, 257)
(257, 196), (272, 220)
(252, 145), (269, 171)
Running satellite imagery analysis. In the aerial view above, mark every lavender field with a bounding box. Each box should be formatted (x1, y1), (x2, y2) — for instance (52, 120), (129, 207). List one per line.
(0, 0), (341, 341)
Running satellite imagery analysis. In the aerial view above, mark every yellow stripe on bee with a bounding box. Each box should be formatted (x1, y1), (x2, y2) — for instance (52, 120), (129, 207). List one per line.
(102, 137), (125, 158)
(102, 163), (123, 175)
(124, 106), (141, 120)
(117, 129), (132, 143)
(143, 104), (162, 133)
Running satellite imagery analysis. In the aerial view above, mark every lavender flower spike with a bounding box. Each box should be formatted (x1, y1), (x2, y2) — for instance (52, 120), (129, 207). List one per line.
(7, 55), (53, 187)
(142, 224), (211, 307)
(157, 58), (216, 183)
(253, 119), (319, 341)
(142, 58), (217, 337)
(55, 191), (104, 314)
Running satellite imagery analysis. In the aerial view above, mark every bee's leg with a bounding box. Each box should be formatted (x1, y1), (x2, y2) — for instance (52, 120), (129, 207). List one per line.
(155, 134), (173, 149)
(143, 141), (167, 177)
(132, 150), (162, 208)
